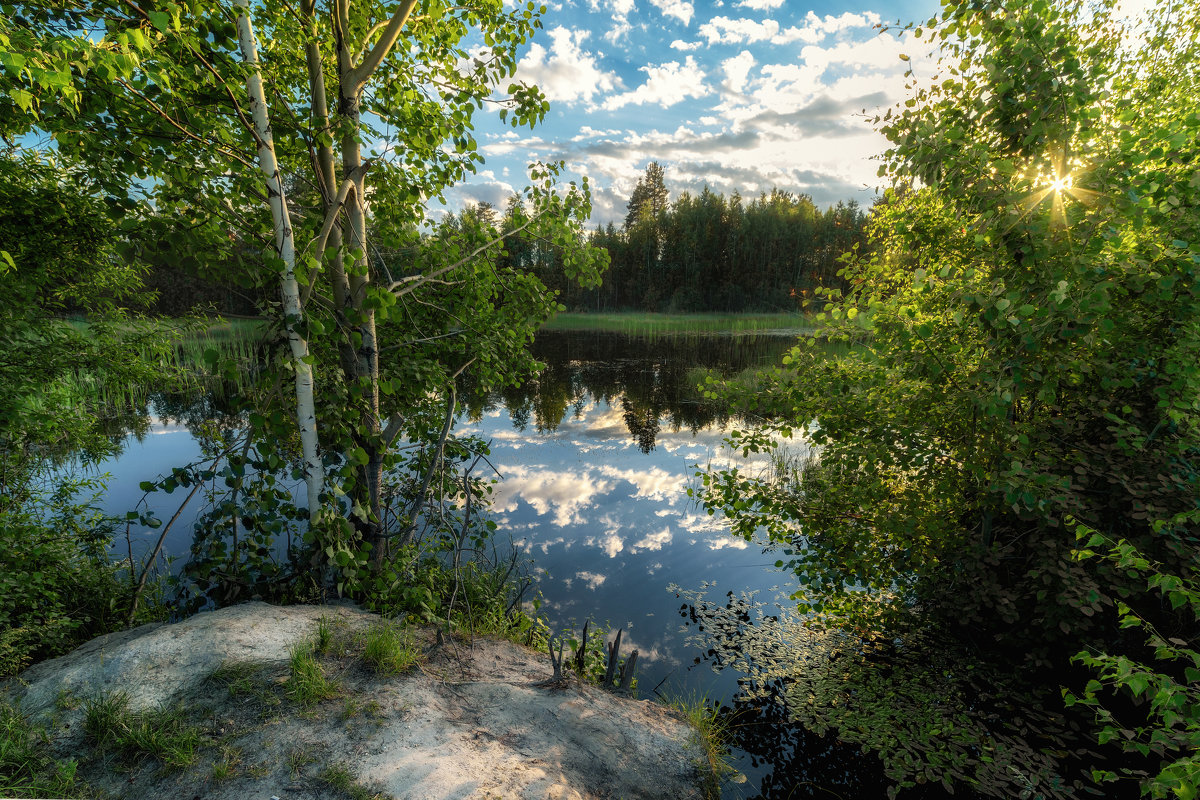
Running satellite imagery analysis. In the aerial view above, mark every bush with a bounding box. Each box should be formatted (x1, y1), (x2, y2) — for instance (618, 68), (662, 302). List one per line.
(0, 472), (162, 677)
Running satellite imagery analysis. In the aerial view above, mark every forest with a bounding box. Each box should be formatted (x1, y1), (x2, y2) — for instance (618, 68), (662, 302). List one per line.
(490, 163), (870, 313)
(138, 164), (869, 318)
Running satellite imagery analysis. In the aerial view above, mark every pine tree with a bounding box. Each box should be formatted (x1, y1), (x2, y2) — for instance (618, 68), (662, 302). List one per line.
(624, 162), (669, 230)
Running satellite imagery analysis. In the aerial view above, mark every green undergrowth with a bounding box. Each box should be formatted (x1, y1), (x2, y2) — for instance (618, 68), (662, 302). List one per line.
(362, 548), (550, 652)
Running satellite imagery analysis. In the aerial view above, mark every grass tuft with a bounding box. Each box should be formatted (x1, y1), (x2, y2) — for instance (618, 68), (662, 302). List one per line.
(82, 692), (201, 769)
(210, 743), (241, 781)
(286, 644), (339, 707)
(208, 661), (281, 714)
(287, 746), (317, 778)
(664, 691), (739, 799)
(319, 762), (393, 800)
(362, 623), (419, 676)
(0, 697), (82, 797)
(315, 616), (336, 655)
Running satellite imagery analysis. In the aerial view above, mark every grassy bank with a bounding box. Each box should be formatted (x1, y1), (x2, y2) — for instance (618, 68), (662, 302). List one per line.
(542, 311), (819, 336)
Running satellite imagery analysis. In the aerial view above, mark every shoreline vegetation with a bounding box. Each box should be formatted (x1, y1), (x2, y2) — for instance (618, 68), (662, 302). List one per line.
(185, 311), (821, 338)
(512, 311), (819, 336)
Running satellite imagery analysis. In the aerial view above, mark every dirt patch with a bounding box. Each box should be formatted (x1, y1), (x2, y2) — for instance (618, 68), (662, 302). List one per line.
(4, 602), (705, 799)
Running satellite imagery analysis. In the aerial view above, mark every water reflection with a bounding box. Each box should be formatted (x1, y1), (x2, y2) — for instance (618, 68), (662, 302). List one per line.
(465, 331), (792, 451)
(94, 329), (941, 799)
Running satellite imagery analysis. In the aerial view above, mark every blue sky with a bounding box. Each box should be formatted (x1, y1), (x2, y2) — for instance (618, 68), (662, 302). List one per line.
(440, 0), (942, 225)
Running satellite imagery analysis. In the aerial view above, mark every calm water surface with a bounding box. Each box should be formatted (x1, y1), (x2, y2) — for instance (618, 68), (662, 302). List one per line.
(96, 330), (951, 799)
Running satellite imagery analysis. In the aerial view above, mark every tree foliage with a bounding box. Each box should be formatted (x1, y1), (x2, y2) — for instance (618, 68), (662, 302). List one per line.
(0, 154), (175, 675)
(550, 164), (869, 312)
(1, 0), (607, 600)
(698, 0), (1200, 795)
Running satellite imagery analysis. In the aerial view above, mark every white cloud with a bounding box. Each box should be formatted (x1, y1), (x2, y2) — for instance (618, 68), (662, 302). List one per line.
(584, 514), (627, 558)
(721, 50), (756, 93)
(536, 536), (566, 555)
(605, 20), (632, 44)
(514, 26), (619, 105)
(575, 570), (608, 590)
(735, 0), (784, 8)
(632, 526), (674, 552)
(699, 11), (881, 46)
(438, 172), (516, 215)
(698, 15), (779, 44)
(670, 39), (701, 51)
(649, 0), (694, 25)
(588, 0), (635, 43)
(588, 532), (626, 558)
(704, 535), (750, 550)
(601, 56), (710, 111)
(597, 465), (683, 504)
(492, 466), (613, 527)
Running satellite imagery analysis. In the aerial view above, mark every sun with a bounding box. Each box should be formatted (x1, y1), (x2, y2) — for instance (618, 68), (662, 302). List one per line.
(1049, 174), (1074, 193)
(1014, 152), (1098, 228)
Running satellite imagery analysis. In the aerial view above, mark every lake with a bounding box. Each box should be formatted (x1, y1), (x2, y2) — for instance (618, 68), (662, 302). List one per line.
(95, 329), (956, 799)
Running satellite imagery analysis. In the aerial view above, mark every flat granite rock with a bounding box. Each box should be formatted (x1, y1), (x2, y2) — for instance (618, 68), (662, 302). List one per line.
(3, 601), (705, 800)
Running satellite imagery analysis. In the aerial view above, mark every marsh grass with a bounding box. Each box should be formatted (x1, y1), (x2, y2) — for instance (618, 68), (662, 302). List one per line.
(56, 316), (266, 411)
(82, 692), (201, 769)
(663, 691), (739, 799)
(543, 311), (819, 336)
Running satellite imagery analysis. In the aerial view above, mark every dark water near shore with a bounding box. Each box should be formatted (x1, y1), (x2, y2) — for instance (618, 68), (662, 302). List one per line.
(95, 329), (953, 799)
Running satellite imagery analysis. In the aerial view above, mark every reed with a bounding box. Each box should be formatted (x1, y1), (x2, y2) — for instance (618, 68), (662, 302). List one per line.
(542, 311), (820, 336)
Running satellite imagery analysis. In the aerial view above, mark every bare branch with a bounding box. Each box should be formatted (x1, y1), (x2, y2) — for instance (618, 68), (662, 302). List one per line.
(388, 213), (543, 297)
(393, 380), (459, 546)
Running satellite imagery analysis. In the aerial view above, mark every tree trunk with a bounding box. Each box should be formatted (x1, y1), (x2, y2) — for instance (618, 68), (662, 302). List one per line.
(301, 0), (357, 384)
(234, 0), (324, 520)
(336, 0), (385, 561)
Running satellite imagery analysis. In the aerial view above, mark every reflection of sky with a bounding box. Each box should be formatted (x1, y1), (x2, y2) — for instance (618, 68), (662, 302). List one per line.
(93, 420), (214, 561)
(97, 392), (801, 707)
(464, 393), (798, 703)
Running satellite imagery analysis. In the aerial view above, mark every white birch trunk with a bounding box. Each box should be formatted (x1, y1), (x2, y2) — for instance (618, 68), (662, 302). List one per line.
(234, 0), (324, 519)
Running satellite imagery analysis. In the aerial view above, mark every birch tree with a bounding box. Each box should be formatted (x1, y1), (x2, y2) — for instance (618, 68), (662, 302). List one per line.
(2, 0), (606, 587)
(233, 0), (323, 517)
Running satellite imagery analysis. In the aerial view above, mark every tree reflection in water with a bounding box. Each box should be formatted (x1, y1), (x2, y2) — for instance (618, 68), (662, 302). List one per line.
(463, 330), (800, 453)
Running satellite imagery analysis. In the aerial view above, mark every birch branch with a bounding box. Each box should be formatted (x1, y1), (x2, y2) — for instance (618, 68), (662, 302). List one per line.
(388, 214), (542, 297)
(346, 0), (420, 92)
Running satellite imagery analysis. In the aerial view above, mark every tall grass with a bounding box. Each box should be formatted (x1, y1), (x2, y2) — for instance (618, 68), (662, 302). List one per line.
(542, 311), (820, 336)
(662, 690), (738, 799)
(58, 316), (266, 409)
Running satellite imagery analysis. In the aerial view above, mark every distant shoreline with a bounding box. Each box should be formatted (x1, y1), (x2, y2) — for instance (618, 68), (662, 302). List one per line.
(541, 311), (821, 336)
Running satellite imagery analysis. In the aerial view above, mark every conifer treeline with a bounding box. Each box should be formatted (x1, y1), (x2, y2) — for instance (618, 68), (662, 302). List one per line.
(481, 163), (871, 313)
(143, 162), (871, 317)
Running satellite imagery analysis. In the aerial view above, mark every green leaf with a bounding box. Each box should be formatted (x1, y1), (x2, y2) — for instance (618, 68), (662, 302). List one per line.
(10, 88), (33, 113)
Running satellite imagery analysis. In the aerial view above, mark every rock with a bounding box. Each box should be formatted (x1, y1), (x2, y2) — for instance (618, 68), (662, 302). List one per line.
(3, 602), (706, 800)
